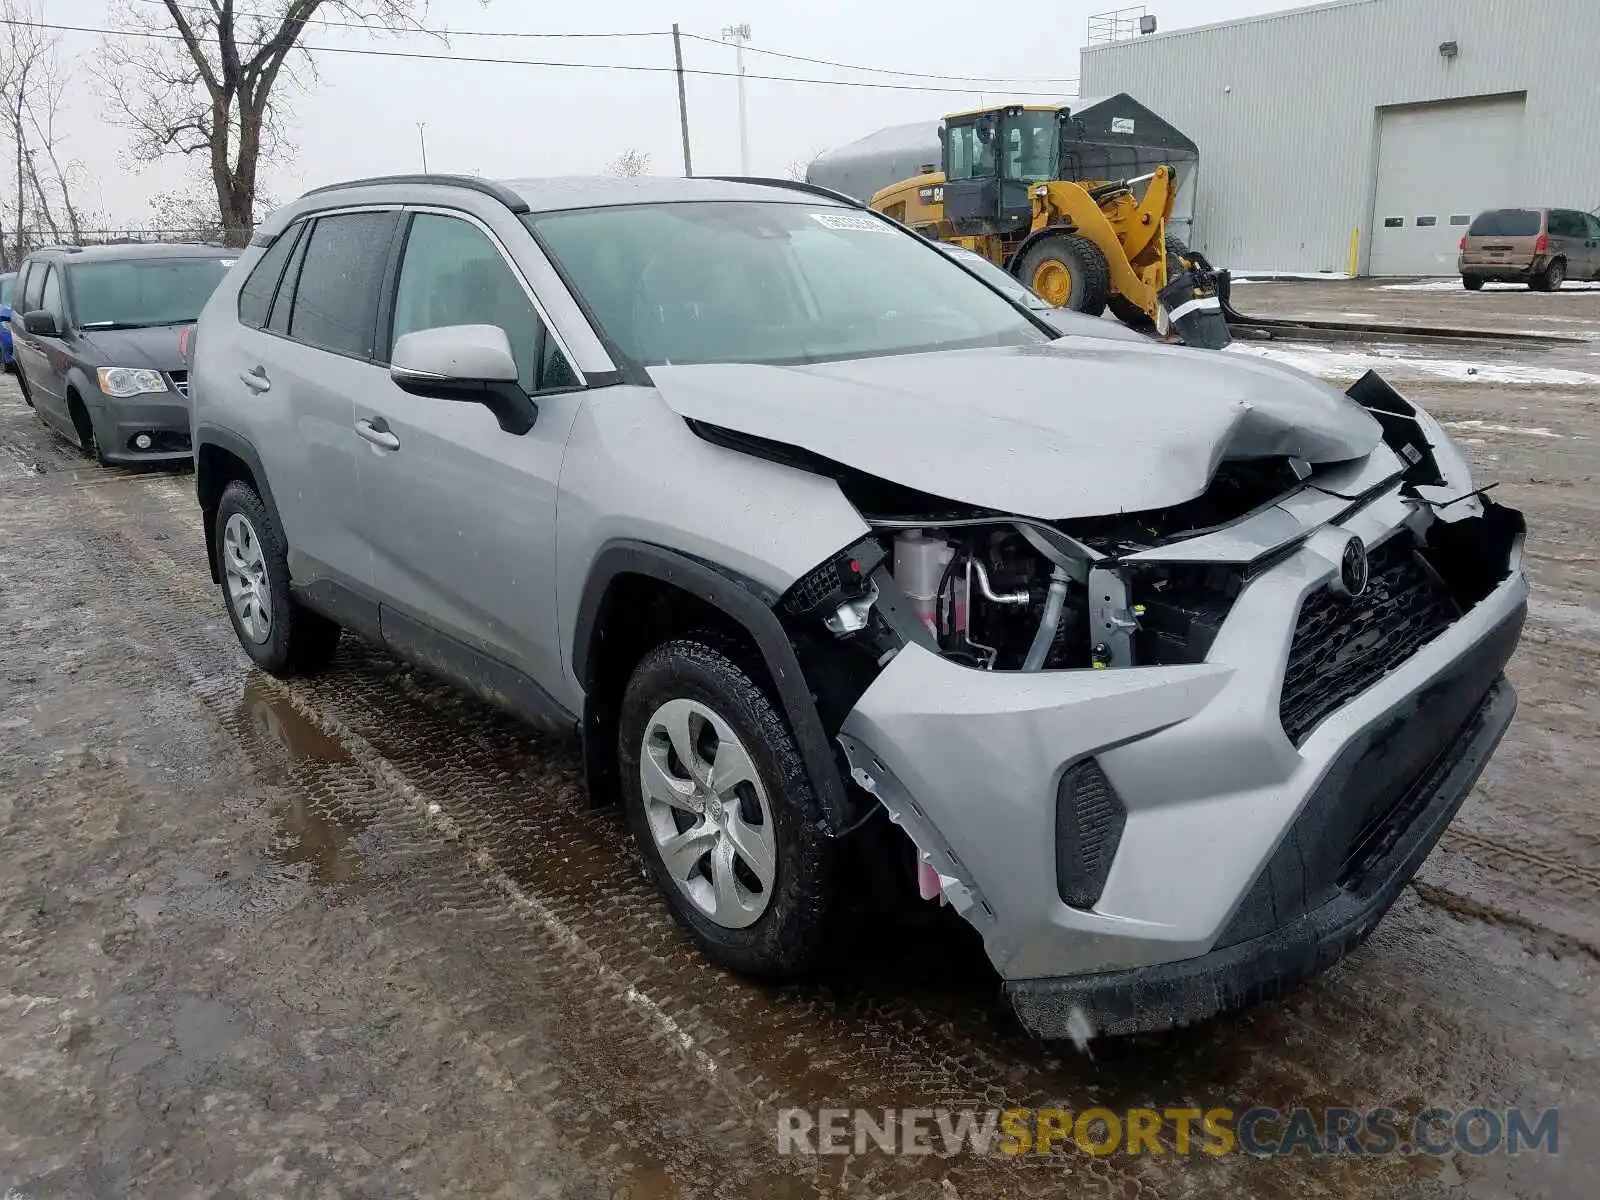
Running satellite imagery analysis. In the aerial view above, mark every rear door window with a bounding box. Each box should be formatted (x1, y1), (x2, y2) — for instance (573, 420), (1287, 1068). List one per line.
(286, 211), (400, 359)
(1467, 209), (1541, 237)
(1548, 210), (1581, 238)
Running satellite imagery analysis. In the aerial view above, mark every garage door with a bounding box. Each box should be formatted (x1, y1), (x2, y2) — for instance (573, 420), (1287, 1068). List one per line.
(1368, 94), (1526, 277)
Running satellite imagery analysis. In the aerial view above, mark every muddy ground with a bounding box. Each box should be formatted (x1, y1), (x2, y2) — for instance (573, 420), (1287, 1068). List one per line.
(1, 278), (1596, 1198)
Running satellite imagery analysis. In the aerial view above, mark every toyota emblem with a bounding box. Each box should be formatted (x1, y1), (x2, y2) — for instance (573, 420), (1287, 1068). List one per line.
(1337, 536), (1370, 598)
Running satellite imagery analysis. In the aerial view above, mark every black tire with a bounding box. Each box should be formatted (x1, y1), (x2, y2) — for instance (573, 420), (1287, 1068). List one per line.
(1462, 275), (1484, 291)
(67, 392), (109, 467)
(214, 480), (341, 676)
(15, 366), (34, 408)
(1015, 234), (1111, 316)
(1531, 259), (1565, 292)
(618, 637), (838, 981)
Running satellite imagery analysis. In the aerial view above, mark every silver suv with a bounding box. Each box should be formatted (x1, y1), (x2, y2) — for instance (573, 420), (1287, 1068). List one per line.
(191, 174), (1527, 1037)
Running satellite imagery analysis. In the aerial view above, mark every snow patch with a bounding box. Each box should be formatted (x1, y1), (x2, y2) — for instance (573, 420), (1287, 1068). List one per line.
(1439, 419), (1561, 439)
(1378, 278), (1600, 292)
(1227, 341), (1600, 388)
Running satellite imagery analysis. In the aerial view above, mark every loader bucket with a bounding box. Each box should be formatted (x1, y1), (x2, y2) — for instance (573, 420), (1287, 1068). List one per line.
(1159, 270), (1231, 349)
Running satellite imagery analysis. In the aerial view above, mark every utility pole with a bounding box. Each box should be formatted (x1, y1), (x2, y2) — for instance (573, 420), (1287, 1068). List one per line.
(721, 22), (751, 175)
(417, 122), (430, 173)
(672, 23), (693, 177)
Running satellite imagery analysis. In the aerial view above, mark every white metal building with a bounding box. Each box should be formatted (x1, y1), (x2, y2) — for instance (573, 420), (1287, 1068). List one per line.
(1080, 0), (1600, 275)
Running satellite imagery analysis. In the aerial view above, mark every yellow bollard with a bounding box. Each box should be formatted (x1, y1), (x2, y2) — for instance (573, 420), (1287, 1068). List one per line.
(1348, 227), (1360, 277)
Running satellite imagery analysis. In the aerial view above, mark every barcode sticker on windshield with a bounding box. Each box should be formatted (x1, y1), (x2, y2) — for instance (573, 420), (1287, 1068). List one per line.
(810, 212), (890, 233)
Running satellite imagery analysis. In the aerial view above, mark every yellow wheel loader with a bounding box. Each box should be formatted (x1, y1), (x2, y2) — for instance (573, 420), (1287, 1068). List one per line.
(867, 104), (1230, 348)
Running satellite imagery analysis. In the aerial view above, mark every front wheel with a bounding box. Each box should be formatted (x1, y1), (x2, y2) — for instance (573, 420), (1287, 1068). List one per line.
(618, 638), (838, 981)
(1015, 234), (1111, 316)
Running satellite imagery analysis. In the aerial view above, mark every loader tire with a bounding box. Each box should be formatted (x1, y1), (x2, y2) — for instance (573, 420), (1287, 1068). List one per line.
(1017, 234), (1110, 316)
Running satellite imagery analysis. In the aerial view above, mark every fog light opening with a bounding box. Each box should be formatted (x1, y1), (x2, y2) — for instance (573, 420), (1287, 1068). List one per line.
(133, 432), (154, 451)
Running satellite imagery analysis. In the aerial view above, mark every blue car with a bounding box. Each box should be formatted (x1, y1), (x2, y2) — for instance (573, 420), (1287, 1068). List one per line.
(0, 270), (14, 369)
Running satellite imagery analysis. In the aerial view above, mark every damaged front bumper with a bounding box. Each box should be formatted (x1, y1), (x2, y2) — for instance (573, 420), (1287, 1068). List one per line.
(837, 499), (1526, 1038)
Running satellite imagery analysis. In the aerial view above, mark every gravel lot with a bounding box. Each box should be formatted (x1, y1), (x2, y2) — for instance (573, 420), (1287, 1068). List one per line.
(2, 278), (1596, 1197)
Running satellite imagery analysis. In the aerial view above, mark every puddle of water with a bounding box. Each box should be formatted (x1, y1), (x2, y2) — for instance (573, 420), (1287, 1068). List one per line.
(241, 681), (362, 883)
(244, 679), (350, 763)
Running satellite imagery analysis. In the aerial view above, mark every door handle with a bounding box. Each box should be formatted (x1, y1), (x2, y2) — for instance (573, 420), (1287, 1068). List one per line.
(238, 366), (271, 393)
(355, 416), (400, 451)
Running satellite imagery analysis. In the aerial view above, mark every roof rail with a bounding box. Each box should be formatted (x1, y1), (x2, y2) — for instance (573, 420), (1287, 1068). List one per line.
(706, 175), (865, 209)
(299, 173), (530, 214)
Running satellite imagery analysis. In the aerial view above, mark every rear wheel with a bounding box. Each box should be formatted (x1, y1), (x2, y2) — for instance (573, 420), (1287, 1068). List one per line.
(1532, 258), (1565, 291)
(215, 480), (341, 676)
(618, 637), (838, 981)
(1016, 234), (1111, 316)
(1462, 275), (1484, 291)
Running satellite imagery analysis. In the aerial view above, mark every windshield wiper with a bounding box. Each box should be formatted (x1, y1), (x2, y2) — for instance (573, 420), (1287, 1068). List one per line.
(80, 320), (162, 330)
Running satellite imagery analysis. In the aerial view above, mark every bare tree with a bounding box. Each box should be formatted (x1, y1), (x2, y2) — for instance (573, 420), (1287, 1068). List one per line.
(784, 148), (827, 183)
(99, 1), (437, 246)
(0, 0), (89, 265)
(607, 148), (651, 178)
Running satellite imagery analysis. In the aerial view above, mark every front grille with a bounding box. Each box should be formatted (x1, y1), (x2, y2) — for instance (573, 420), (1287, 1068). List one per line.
(168, 370), (189, 398)
(1279, 534), (1458, 746)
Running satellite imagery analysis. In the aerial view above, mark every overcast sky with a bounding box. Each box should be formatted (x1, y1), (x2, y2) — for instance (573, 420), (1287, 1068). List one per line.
(45, 0), (1295, 224)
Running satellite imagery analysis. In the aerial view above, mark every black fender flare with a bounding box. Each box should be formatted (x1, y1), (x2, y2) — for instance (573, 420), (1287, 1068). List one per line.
(194, 423), (286, 584)
(573, 540), (850, 830)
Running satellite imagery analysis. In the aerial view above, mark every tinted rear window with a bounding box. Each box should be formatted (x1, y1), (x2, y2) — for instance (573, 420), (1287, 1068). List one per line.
(287, 212), (397, 358)
(1467, 209), (1540, 237)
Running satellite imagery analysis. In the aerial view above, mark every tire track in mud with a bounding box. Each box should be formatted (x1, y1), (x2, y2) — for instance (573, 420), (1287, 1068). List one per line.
(34, 519), (788, 1194)
(72, 475), (1133, 1197)
(42, 464), (1600, 1197)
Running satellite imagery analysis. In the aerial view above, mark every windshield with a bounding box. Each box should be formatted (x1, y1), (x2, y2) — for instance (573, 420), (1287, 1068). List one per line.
(65, 257), (233, 328)
(939, 246), (1050, 310)
(527, 202), (1046, 368)
(1002, 111), (1060, 183)
(1467, 209), (1540, 237)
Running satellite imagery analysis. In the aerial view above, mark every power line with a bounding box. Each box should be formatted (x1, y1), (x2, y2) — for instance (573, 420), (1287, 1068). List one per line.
(3, 17), (1074, 95)
(130, 0), (1076, 86)
(132, 0), (669, 39)
(678, 29), (1076, 85)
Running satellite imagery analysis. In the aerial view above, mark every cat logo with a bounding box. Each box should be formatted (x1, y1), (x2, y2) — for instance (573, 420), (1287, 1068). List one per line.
(917, 185), (945, 205)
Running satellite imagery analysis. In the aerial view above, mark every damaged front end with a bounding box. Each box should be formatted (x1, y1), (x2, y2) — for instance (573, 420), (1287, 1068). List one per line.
(758, 368), (1525, 1037)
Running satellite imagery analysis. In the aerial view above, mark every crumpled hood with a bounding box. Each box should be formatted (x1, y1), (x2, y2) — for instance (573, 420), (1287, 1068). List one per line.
(78, 326), (188, 373)
(647, 339), (1383, 520)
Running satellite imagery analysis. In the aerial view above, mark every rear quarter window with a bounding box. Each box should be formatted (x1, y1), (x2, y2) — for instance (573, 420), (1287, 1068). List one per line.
(1467, 209), (1541, 237)
(237, 224), (305, 328)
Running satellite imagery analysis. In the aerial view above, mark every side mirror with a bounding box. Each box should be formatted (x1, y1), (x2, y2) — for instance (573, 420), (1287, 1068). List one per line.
(22, 309), (59, 337)
(390, 323), (537, 435)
